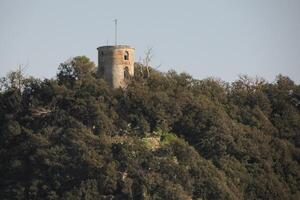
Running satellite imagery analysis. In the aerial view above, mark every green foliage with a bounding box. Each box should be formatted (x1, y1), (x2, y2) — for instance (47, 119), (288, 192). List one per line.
(0, 57), (300, 199)
(160, 131), (177, 145)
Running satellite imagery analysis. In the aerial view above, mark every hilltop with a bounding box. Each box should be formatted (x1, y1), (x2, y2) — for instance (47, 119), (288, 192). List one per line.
(0, 56), (300, 200)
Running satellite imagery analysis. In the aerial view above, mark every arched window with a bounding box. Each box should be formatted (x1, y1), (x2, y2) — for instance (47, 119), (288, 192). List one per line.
(124, 51), (129, 60)
(124, 66), (130, 79)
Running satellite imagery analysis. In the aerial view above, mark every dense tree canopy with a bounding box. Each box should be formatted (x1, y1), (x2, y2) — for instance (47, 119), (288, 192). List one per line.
(0, 56), (299, 199)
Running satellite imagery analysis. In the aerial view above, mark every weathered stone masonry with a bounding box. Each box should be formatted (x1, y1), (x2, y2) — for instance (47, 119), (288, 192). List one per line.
(97, 45), (135, 88)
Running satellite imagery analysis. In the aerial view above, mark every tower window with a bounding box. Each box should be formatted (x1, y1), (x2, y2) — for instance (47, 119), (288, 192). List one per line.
(124, 51), (129, 60)
(124, 66), (130, 79)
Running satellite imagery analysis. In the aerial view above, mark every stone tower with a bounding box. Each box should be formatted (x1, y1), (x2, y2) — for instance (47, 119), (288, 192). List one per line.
(97, 45), (135, 88)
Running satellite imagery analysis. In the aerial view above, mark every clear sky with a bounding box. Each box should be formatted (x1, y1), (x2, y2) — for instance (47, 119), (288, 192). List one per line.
(1, 0), (300, 83)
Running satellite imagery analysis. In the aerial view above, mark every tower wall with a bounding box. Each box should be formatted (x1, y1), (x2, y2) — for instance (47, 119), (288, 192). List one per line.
(97, 45), (135, 88)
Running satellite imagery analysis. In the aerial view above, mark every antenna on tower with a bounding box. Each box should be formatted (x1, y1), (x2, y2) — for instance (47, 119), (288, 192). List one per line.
(114, 19), (118, 46)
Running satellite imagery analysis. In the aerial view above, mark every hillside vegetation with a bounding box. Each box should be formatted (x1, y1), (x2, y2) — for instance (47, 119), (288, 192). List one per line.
(0, 56), (300, 200)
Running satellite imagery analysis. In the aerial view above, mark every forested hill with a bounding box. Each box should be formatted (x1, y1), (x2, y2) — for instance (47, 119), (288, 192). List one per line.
(1, 56), (300, 200)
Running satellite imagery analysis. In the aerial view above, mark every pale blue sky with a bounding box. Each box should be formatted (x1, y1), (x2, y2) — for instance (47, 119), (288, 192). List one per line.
(1, 0), (300, 83)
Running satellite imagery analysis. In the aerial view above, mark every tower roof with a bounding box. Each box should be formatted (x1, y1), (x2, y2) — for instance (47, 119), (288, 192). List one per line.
(97, 45), (135, 50)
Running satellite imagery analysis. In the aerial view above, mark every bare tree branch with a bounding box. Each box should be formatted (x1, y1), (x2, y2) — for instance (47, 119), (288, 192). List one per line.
(143, 47), (154, 78)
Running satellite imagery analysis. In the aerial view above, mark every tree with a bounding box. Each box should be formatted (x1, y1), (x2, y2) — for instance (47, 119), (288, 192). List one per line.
(143, 47), (154, 78)
(57, 56), (96, 87)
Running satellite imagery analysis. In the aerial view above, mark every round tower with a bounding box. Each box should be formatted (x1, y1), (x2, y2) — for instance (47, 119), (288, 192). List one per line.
(97, 45), (135, 88)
